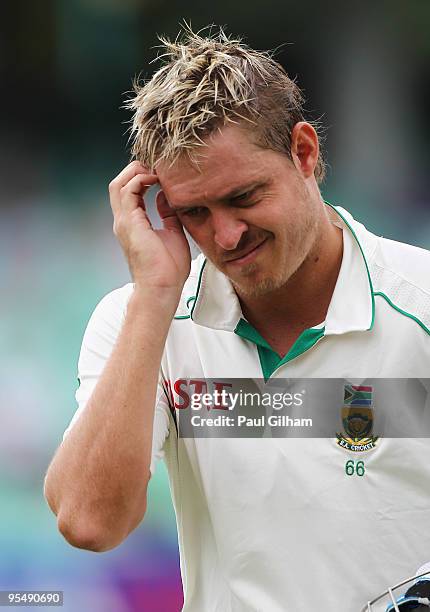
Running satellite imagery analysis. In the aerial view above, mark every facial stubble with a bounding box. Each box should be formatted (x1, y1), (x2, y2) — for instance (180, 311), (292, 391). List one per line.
(229, 194), (321, 299)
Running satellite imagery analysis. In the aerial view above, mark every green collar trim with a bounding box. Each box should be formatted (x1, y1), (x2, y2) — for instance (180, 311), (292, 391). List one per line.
(374, 292), (430, 336)
(187, 295), (196, 308)
(276, 325), (325, 368)
(324, 201), (375, 331)
(190, 258), (207, 321)
(256, 346), (282, 383)
(234, 318), (273, 350)
(173, 295), (197, 321)
(235, 318), (325, 380)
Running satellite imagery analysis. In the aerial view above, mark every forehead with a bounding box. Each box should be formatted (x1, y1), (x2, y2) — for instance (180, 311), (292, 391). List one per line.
(156, 124), (281, 207)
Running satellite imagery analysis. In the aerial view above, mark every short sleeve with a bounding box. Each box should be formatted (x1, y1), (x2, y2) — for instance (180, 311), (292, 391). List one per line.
(62, 284), (171, 476)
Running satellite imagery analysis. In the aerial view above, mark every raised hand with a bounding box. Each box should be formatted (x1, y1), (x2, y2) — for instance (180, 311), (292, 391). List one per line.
(108, 161), (191, 299)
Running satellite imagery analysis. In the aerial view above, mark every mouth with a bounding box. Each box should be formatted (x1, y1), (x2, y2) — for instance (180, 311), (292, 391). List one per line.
(224, 238), (269, 266)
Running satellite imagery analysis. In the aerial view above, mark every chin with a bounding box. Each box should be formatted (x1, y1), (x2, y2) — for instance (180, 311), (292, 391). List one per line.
(232, 273), (285, 298)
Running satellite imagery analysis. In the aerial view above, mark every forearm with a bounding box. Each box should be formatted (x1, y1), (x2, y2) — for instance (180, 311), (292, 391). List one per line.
(44, 288), (176, 551)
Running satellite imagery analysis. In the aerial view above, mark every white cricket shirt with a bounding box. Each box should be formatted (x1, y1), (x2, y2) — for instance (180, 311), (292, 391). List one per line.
(64, 204), (430, 612)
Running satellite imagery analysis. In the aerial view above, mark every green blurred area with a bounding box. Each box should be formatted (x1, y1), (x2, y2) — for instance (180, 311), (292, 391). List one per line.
(1, 1), (430, 220)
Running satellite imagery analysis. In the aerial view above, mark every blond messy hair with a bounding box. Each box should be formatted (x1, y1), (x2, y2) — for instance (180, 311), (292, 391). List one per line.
(126, 25), (326, 183)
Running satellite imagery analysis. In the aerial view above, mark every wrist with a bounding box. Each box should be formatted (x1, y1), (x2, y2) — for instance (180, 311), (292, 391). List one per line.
(128, 284), (182, 319)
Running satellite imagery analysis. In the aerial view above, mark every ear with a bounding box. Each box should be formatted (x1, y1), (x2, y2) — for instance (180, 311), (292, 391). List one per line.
(290, 122), (319, 179)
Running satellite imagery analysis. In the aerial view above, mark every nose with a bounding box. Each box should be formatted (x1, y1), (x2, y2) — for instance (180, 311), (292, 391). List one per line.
(212, 209), (248, 251)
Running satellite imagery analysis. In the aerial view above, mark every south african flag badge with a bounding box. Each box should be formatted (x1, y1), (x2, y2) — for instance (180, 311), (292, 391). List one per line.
(336, 384), (379, 452)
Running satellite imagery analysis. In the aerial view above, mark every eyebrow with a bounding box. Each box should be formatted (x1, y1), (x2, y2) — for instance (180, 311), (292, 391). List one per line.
(170, 180), (269, 210)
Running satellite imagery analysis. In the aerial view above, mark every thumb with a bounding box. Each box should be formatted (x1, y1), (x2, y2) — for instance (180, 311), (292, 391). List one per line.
(156, 190), (184, 233)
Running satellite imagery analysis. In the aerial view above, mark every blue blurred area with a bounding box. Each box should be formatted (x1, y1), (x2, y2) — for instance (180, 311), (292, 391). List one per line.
(0, 203), (182, 611)
(1, 1), (429, 611)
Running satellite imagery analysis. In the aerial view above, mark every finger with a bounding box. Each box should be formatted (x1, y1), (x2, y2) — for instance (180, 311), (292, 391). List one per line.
(118, 173), (159, 216)
(156, 190), (185, 233)
(113, 160), (154, 189)
(109, 161), (157, 214)
(114, 203), (153, 239)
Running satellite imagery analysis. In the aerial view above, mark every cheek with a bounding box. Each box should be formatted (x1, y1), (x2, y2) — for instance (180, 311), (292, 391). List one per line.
(183, 222), (214, 252)
(251, 209), (287, 237)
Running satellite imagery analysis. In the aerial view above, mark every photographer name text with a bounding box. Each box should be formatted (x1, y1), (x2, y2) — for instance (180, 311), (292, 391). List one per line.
(190, 414), (313, 428)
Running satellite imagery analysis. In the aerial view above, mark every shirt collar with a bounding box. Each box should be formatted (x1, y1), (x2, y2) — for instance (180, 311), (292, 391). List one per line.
(190, 203), (376, 335)
(324, 203), (376, 334)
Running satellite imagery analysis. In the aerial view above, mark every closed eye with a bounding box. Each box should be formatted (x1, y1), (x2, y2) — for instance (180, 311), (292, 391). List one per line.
(232, 193), (261, 209)
(232, 191), (251, 203)
(180, 206), (207, 218)
(231, 187), (264, 206)
(232, 191), (251, 202)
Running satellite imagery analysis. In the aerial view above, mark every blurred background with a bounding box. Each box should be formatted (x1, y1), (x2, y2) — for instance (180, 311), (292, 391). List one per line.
(1, 1), (429, 611)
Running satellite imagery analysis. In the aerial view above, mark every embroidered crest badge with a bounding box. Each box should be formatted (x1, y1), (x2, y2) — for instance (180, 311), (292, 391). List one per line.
(336, 384), (378, 452)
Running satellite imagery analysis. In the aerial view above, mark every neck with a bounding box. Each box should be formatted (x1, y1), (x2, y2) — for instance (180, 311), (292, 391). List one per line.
(238, 211), (344, 332)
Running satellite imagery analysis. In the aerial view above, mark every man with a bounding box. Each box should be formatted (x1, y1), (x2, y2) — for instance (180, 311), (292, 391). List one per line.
(44, 28), (430, 611)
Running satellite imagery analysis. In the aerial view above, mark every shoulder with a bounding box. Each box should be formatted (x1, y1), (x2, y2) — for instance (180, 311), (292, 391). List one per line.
(83, 283), (135, 340)
(83, 255), (207, 330)
(369, 234), (430, 334)
(372, 235), (430, 290)
(91, 282), (135, 318)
